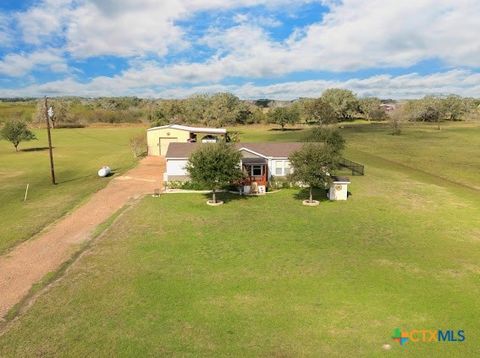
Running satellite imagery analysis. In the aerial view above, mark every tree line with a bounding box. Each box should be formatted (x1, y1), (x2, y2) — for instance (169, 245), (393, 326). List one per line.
(0, 91), (478, 129)
(1, 90), (479, 151)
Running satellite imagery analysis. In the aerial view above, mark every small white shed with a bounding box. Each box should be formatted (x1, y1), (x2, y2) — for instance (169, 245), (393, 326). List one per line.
(328, 176), (350, 201)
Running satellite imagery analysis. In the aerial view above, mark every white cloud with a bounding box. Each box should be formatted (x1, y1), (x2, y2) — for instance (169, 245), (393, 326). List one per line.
(62, 0), (312, 58)
(0, 50), (68, 77)
(2, 70), (479, 99)
(287, 0), (480, 70)
(154, 70), (480, 99)
(233, 13), (282, 27)
(17, 0), (72, 45)
(78, 0), (479, 88)
(0, 13), (13, 46)
(3, 0), (480, 97)
(65, 1), (186, 58)
(167, 0), (480, 81)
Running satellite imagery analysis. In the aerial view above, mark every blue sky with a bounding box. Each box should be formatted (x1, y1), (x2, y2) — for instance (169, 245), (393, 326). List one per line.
(0, 0), (479, 99)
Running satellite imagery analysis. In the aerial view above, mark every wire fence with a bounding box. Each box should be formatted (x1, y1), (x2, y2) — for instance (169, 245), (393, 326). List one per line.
(338, 158), (365, 176)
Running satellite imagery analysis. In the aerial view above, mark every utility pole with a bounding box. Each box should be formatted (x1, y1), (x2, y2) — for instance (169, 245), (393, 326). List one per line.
(44, 96), (56, 185)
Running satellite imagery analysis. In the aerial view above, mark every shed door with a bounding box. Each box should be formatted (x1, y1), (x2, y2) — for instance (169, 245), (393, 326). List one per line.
(159, 137), (178, 156)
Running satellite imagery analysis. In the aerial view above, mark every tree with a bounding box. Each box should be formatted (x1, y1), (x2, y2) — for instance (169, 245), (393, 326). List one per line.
(267, 106), (299, 130)
(389, 105), (405, 135)
(304, 126), (345, 154)
(205, 93), (245, 126)
(302, 98), (337, 125)
(49, 99), (71, 128)
(1, 119), (37, 151)
(33, 99), (71, 128)
(289, 143), (339, 203)
(440, 94), (467, 121)
(33, 99), (46, 124)
(247, 105), (267, 124)
(155, 99), (185, 123)
(186, 143), (243, 204)
(359, 97), (387, 121)
(321, 88), (360, 121)
(183, 94), (210, 125)
(403, 96), (441, 129)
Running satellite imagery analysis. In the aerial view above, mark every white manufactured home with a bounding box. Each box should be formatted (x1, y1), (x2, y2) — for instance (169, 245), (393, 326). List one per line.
(164, 142), (351, 198)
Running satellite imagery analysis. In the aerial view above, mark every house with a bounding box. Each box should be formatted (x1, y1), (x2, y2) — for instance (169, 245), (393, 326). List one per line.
(165, 142), (313, 194)
(147, 124), (227, 156)
(379, 103), (396, 112)
(165, 142), (351, 198)
(165, 142), (302, 194)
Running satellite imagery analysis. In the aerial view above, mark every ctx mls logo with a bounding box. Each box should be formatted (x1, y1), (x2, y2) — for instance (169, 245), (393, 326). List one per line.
(392, 328), (465, 346)
(392, 328), (409, 345)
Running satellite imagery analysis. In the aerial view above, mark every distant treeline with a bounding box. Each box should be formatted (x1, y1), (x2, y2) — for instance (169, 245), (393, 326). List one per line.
(0, 90), (479, 128)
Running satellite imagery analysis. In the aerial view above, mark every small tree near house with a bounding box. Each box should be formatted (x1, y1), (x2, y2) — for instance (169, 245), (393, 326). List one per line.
(1, 119), (37, 152)
(288, 143), (339, 204)
(186, 142), (243, 204)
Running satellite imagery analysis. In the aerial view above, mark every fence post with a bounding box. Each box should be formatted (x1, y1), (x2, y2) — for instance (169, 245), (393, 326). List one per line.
(24, 184), (29, 201)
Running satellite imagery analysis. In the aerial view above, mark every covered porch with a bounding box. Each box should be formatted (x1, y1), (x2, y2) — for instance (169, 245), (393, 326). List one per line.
(241, 157), (268, 194)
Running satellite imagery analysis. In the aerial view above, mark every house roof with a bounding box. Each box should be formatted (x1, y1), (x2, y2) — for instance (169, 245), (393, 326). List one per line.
(236, 143), (304, 158)
(147, 124), (227, 134)
(165, 143), (202, 158)
(165, 142), (304, 159)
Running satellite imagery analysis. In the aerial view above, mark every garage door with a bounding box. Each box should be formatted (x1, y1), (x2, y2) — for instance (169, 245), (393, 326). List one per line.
(159, 137), (178, 156)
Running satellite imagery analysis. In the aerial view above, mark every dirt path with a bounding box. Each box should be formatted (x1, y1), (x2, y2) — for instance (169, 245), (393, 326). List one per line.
(0, 156), (164, 319)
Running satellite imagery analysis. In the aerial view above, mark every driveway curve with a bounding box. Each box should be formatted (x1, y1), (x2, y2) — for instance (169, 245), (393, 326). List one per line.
(0, 156), (164, 318)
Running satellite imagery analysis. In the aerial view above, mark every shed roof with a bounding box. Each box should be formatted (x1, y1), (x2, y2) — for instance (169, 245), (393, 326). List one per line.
(165, 142), (304, 159)
(147, 124), (227, 134)
(331, 176), (350, 183)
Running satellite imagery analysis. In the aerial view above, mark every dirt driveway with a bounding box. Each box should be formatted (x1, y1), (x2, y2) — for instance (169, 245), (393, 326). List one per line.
(0, 156), (164, 319)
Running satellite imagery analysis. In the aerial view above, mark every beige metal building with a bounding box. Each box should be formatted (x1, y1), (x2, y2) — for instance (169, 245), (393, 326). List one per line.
(146, 124), (227, 156)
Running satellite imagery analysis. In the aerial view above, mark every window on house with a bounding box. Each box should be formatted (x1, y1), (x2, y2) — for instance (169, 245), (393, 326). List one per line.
(252, 165), (263, 176)
(284, 161), (291, 175)
(275, 161), (283, 175)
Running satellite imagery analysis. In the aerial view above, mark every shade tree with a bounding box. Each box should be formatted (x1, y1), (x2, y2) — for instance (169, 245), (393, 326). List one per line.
(186, 142), (243, 204)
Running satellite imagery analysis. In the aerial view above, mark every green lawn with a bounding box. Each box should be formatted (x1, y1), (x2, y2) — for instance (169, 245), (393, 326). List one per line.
(0, 127), (144, 253)
(1, 122), (479, 356)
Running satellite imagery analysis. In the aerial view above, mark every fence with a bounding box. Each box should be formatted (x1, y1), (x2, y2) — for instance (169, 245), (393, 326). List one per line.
(338, 158), (364, 176)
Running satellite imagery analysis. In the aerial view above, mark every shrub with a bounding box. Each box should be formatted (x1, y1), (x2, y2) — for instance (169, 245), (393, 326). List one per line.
(268, 176), (302, 190)
(129, 134), (147, 158)
(167, 180), (211, 190)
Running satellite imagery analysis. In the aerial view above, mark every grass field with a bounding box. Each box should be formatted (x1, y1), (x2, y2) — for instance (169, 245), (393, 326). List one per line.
(0, 101), (36, 123)
(0, 127), (144, 253)
(1, 121), (479, 356)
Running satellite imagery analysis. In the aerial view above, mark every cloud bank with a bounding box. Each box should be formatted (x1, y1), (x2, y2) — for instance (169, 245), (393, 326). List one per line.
(0, 0), (479, 98)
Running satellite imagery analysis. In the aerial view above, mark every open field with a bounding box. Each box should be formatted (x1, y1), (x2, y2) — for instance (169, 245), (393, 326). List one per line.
(0, 127), (144, 253)
(0, 121), (479, 356)
(0, 102), (36, 123)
